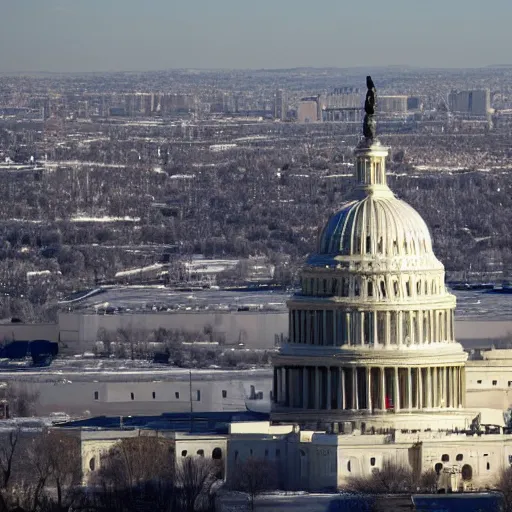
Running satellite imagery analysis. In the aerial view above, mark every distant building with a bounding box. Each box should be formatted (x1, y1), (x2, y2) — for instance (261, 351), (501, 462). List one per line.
(273, 89), (287, 121)
(325, 87), (361, 109)
(379, 95), (408, 113)
(297, 97), (321, 123)
(448, 89), (491, 117)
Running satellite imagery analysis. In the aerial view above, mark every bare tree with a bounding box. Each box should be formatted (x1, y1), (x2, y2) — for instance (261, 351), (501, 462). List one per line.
(346, 460), (414, 494)
(4, 385), (39, 418)
(94, 434), (175, 490)
(230, 457), (278, 511)
(175, 456), (218, 512)
(497, 466), (512, 512)
(25, 429), (82, 512)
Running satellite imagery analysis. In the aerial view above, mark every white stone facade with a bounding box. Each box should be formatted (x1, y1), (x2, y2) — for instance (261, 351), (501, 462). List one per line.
(272, 140), (472, 431)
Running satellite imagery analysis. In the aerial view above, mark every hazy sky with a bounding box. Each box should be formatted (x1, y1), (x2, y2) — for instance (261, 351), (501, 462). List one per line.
(0, 0), (510, 72)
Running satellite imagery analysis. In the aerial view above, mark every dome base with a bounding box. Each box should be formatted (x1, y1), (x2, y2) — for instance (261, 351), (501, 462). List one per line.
(271, 407), (476, 431)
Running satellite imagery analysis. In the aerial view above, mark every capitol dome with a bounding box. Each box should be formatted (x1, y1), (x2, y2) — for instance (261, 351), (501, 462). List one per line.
(316, 195), (434, 260)
(272, 138), (472, 432)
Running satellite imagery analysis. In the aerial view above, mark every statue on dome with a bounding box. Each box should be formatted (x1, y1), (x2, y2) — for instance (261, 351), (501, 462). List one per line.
(363, 75), (377, 141)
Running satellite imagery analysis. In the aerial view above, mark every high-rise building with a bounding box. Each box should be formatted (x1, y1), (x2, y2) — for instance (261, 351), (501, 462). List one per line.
(448, 89), (491, 117)
(272, 138), (472, 431)
(274, 89), (287, 121)
(297, 97), (321, 123)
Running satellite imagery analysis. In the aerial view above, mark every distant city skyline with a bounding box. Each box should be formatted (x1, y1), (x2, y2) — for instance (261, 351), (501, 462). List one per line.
(0, 0), (510, 73)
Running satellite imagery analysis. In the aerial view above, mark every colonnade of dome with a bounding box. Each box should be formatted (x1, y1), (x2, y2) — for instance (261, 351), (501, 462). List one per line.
(271, 140), (471, 430)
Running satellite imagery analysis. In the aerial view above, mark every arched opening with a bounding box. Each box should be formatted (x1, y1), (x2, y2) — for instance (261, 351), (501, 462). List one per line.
(461, 464), (473, 481)
(89, 457), (95, 471)
(197, 449), (204, 457)
(212, 448), (222, 460)
(435, 463), (443, 475)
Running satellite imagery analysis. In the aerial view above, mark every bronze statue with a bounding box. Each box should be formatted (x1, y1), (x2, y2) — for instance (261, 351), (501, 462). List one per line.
(363, 75), (377, 140)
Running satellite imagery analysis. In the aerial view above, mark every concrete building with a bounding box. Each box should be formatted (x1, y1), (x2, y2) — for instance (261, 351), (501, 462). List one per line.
(448, 89), (491, 117)
(379, 95), (408, 113)
(297, 97), (321, 123)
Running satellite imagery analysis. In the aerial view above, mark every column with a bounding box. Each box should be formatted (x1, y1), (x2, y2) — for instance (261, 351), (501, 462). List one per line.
(314, 367), (320, 409)
(353, 368), (359, 410)
(346, 313), (351, 346)
(451, 367), (455, 408)
(341, 368), (346, 410)
(427, 367), (432, 408)
(288, 368), (294, 408)
(418, 311), (423, 345)
(367, 367), (372, 411)
(333, 311), (338, 346)
(323, 311), (327, 346)
(397, 312), (403, 346)
(407, 367), (413, 410)
(294, 311), (299, 344)
(461, 367), (466, 407)
(273, 368), (278, 403)
(326, 367), (332, 410)
(337, 368), (343, 409)
(380, 367), (386, 410)
(408, 311), (414, 344)
(394, 367), (400, 411)
(430, 311), (434, 344)
(314, 312), (319, 345)
(300, 312), (305, 344)
(385, 311), (391, 347)
(441, 367), (446, 407)
(418, 368), (423, 409)
(360, 312), (365, 345)
(302, 367), (309, 409)
(433, 367), (438, 408)
(373, 312), (379, 347)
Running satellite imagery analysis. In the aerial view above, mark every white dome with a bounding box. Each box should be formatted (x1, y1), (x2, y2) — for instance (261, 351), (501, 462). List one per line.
(316, 194), (433, 259)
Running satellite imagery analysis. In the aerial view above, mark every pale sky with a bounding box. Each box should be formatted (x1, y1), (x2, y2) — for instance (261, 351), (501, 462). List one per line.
(0, 0), (509, 72)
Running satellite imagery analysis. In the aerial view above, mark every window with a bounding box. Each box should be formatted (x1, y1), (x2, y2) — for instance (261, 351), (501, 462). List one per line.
(435, 463), (443, 475)
(130, 392), (134, 400)
(493, 380), (498, 386)
(508, 381), (512, 387)
(212, 448), (222, 460)
(197, 449), (204, 457)
(175, 392), (180, 399)
(477, 380), (482, 384)
(181, 450), (187, 457)
(461, 464), (473, 481)
(370, 457), (376, 467)
(487, 462), (490, 470)
(222, 390), (227, 399)
(264, 449), (269, 457)
(89, 457), (96, 471)
(347, 460), (351, 473)
(196, 390), (201, 401)
(94, 391), (99, 400)
(249, 449), (253, 456)
(368, 281), (373, 297)
(234, 450), (239, 461)
(441, 454), (449, 462)
(152, 392), (156, 399)
(456, 454), (463, 462)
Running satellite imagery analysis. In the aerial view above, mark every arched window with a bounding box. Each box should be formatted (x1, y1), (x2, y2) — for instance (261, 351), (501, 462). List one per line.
(347, 460), (351, 473)
(212, 448), (222, 460)
(441, 454), (449, 462)
(435, 463), (443, 475)
(89, 457), (96, 471)
(197, 449), (204, 457)
(181, 450), (188, 457)
(461, 464), (473, 481)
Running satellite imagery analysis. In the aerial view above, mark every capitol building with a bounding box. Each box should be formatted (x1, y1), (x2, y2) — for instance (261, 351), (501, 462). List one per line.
(225, 104), (512, 492)
(272, 138), (471, 432)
